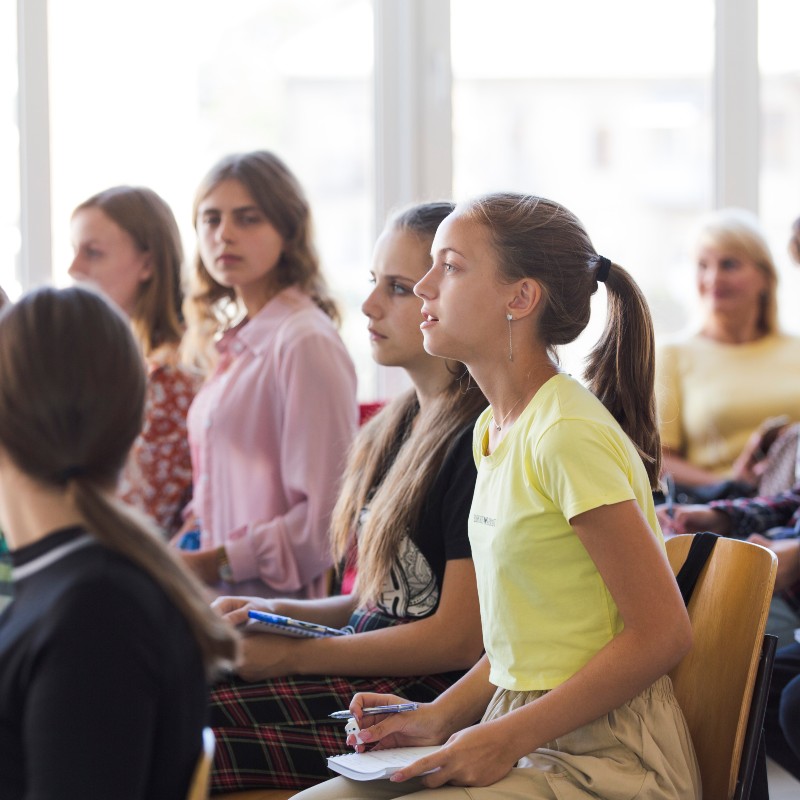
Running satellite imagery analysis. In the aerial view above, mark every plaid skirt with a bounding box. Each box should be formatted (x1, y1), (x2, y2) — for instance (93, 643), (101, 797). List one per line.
(209, 608), (466, 794)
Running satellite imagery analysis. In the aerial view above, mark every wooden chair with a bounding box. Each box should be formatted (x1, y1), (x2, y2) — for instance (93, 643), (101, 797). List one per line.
(186, 727), (216, 800)
(666, 534), (777, 800)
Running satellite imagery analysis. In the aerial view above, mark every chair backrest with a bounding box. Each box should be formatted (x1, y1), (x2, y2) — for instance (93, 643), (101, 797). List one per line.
(666, 535), (777, 800)
(186, 727), (215, 800)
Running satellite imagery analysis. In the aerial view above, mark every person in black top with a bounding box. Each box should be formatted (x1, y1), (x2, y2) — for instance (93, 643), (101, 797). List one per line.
(0, 286), (237, 800)
(207, 202), (488, 793)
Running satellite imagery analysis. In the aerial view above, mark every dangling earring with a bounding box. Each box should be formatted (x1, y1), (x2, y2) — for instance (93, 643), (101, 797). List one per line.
(506, 314), (513, 361)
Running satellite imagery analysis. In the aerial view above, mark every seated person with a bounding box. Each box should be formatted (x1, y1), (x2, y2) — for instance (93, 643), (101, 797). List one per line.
(0, 286), (237, 800)
(656, 209), (800, 497)
(208, 202), (487, 794)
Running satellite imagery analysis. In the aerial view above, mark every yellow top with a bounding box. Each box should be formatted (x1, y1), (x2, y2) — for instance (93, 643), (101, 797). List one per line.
(656, 333), (800, 477)
(470, 373), (661, 691)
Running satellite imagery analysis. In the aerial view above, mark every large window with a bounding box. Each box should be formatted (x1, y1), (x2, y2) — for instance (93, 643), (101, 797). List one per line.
(760, 0), (800, 332)
(1, 1), (19, 300)
(451, 0), (714, 373)
(47, 0), (376, 393)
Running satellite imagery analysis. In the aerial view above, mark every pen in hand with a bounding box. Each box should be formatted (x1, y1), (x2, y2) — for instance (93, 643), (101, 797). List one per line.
(664, 473), (676, 519)
(329, 702), (419, 720)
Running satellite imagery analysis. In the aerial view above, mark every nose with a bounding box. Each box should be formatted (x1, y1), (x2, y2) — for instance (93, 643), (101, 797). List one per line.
(214, 215), (234, 244)
(68, 256), (85, 280)
(414, 265), (437, 300)
(361, 285), (382, 319)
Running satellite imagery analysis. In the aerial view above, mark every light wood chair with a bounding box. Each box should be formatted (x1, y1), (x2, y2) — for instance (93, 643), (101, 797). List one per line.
(666, 534), (777, 800)
(186, 727), (216, 800)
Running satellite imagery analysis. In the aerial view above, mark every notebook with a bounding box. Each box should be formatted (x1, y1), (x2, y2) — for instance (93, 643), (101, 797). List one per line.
(246, 610), (350, 639)
(326, 746), (441, 781)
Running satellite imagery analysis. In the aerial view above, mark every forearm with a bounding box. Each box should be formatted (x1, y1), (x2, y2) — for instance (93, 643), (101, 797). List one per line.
(662, 450), (720, 487)
(269, 593), (357, 628)
(289, 608), (484, 677)
(431, 655), (496, 733)
(479, 624), (689, 764)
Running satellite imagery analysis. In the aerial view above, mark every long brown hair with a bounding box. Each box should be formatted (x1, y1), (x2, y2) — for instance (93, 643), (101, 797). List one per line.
(73, 186), (185, 358)
(464, 192), (661, 486)
(182, 150), (339, 370)
(331, 201), (487, 606)
(0, 286), (237, 675)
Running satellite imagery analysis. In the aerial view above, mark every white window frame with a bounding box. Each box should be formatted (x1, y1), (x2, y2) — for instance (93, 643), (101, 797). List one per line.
(14, 0), (761, 291)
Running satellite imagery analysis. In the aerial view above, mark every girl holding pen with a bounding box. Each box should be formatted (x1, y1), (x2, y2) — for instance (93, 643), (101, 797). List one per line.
(207, 202), (487, 794)
(294, 194), (700, 800)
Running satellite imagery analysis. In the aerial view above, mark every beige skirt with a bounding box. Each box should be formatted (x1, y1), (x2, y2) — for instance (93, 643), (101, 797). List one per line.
(292, 675), (701, 800)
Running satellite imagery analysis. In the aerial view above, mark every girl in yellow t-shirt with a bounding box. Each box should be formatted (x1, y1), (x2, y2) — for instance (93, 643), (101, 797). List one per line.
(293, 193), (700, 800)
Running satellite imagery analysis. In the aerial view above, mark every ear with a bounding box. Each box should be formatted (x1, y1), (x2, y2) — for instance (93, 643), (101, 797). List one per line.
(137, 252), (154, 284)
(507, 278), (543, 319)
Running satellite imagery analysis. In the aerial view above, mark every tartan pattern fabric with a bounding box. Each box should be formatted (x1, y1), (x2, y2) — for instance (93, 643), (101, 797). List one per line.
(208, 670), (463, 793)
(710, 487), (800, 613)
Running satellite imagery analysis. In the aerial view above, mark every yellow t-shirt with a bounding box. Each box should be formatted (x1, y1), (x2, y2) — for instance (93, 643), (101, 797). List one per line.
(656, 333), (800, 477)
(469, 373), (662, 692)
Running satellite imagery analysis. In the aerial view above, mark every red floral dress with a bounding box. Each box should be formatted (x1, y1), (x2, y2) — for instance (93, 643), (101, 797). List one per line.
(119, 352), (202, 535)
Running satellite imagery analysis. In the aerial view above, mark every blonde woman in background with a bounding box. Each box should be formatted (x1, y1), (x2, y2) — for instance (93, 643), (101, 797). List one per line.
(70, 186), (200, 534)
(656, 208), (800, 494)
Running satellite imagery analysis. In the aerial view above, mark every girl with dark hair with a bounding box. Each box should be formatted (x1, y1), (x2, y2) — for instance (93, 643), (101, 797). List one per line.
(176, 151), (358, 599)
(70, 185), (200, 534)
(207, 202), (487, 793)
(0, 286), (237, 800)
(294, 193), (700, 800)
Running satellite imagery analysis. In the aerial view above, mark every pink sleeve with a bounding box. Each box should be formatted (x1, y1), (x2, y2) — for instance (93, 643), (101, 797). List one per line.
(223, 330), (358, 594)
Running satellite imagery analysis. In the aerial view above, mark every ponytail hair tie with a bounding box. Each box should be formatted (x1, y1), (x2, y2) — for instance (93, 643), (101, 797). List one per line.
(595, 255), (612, 283)
(57, 465), (87, 483)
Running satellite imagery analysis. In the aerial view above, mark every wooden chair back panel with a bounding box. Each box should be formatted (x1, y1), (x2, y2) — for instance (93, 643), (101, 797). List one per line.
(666, 535), (776, 800)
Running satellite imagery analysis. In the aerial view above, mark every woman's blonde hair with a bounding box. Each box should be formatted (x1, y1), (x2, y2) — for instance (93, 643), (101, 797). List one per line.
(695, 207), (779, 335)
(182, 150), (339, 370)
(789, 215), (800, 265)
(0, 286), (237, 675)
(73, 186), (185, 358)
(462, 192), (662, 487)
(330, 201), (487, 606)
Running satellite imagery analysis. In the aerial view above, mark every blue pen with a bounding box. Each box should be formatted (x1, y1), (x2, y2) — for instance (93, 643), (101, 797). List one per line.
(329, 703), (419, 720)
(247, 610), (349, 637)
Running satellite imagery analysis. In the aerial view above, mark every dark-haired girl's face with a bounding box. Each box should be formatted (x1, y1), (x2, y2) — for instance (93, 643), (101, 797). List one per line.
(362, 227), (431, 371)
(196, 179), (284, 310)
(69, 207), (152, 317)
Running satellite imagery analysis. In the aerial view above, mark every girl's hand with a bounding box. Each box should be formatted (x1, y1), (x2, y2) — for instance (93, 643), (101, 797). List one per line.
(211, 595), (281, 627)
(390, 722), (517, 787)
(345, 693), (447, 752)
(656, 504), (731, 536)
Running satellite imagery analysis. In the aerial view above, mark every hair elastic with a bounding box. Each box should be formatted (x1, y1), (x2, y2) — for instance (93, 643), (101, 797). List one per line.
(595, 256), (612, 283)
(58, 465), (87, 483)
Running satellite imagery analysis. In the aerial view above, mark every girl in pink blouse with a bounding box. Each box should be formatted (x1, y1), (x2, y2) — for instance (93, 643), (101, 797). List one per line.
(177, 151), (358, 599)
(70, 186), (201, 535)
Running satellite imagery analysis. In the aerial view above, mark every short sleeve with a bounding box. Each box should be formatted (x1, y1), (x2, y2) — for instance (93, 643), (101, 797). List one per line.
(532, 418), (637, 522)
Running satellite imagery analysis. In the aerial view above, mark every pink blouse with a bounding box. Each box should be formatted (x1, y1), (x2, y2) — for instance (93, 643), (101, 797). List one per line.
(187, 287), (358, 599)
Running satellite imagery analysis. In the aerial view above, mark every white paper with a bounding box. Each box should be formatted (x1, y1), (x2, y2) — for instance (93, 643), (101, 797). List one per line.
(326, 746), (440, 781)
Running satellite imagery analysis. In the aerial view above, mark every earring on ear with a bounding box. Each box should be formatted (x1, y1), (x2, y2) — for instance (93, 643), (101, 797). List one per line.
(506, 313), (513, 361)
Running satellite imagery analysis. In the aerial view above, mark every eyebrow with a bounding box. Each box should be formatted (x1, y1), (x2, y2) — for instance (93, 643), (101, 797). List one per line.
(199, 204), (261, 215)
(431, 246), (467, 259)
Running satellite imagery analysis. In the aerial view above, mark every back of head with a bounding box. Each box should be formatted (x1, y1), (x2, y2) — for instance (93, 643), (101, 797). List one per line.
(0, 285), (236, 672)
(390, 200), (456, 240)
(0, 285), (145, 486)
(460, 192), (661, 485)
(695, 207), (778, 334)
(74, 186), (185, 356)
